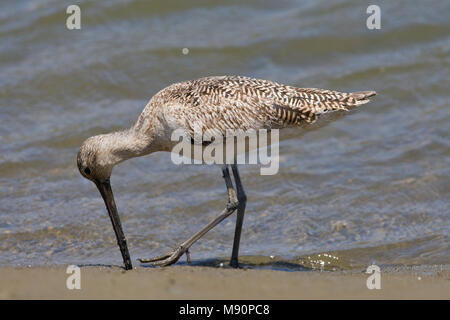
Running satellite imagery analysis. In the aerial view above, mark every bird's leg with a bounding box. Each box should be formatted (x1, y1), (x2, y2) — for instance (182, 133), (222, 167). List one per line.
(185, 249), (191, 264)
(229, 164), (247, 268)
(138, 165), (239, 266)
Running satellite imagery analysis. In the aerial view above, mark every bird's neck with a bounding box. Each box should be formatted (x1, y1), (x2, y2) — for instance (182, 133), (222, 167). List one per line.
(101, 129), (156, 166)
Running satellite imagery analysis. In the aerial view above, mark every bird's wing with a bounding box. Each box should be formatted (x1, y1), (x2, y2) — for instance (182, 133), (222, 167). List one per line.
(161, 76), (376, 141)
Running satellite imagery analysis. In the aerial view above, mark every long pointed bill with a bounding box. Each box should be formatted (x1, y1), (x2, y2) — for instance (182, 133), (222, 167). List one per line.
(95, 179), (132, 270)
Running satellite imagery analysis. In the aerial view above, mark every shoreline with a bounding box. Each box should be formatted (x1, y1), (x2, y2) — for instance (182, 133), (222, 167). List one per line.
(0, 266), (448, 299)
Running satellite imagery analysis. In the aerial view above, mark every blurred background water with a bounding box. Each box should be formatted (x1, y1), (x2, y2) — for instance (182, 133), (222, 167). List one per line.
(0, 0), (449, 271)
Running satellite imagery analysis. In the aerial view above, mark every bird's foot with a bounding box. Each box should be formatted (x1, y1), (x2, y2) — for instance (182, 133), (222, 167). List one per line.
(229, 258), (239, 268)
(138, 245), (189, 267)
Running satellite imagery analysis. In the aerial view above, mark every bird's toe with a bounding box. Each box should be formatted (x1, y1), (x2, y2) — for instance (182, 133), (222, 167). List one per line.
(138, 252), (173, 263)
(138, 246), (186, 266)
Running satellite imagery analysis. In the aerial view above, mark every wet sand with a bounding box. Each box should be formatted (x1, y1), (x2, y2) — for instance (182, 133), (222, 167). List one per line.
(0, 266), (448, 299)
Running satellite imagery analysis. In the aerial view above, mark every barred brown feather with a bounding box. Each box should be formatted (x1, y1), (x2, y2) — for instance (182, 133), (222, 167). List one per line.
(137, 75), (376, 141)
(77, 75), (376, 269)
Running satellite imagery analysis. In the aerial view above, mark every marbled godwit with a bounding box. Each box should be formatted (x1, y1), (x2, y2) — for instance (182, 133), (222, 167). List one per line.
(77, 75), (376, 270)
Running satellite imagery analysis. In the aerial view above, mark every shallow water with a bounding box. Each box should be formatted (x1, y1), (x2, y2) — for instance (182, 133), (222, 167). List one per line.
(0, 0), (449, 270)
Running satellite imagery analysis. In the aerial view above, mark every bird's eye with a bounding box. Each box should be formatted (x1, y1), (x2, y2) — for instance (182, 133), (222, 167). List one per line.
(84, 167), (91, 175)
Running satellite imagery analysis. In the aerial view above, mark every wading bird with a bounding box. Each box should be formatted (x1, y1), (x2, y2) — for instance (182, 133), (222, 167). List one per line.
(77, 76), (376, 270)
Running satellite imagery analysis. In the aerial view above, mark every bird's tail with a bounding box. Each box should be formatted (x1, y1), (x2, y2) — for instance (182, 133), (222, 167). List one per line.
(349, 90), (377, 106)
(273, 87), (377, 126)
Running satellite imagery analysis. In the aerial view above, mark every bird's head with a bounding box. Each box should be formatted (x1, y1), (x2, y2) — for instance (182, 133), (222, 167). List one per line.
(76, 133), (133, 270)
(77, 134), (115, 183)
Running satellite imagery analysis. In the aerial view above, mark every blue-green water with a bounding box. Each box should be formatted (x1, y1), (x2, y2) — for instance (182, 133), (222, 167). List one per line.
(0, 0), (449, 271)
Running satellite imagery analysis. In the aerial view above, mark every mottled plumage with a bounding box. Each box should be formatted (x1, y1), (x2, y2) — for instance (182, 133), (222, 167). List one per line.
(77, 75), (376, 270)
(135, 75), (376, 145)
